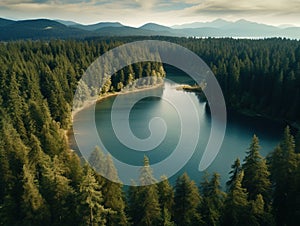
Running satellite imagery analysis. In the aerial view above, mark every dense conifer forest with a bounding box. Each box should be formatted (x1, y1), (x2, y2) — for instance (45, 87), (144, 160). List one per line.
(0, 38), (300, 225)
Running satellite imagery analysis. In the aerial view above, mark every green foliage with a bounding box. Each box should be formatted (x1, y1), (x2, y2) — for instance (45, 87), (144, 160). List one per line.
(137, 157), (162, 226)
(200, 173), (226, 226)
(78, 166), (108, 226)
(158, 176), (175, 225)
(0, 38), (300, 226)
(221, 171), (251, 226)
(268, 126), (299, 226)
(127, 157), (162, 226)
(21, 164), (50, 226)
(242, 135), (271, 203)
(226, 158), (241, 192)
(174, 173), (202, 226)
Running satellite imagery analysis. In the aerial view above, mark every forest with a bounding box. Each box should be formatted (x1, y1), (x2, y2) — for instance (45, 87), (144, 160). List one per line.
(0, 38), (300, 226)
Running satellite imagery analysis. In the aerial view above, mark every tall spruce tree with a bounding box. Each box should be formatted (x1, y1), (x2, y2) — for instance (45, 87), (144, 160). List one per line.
(242, 135), (271, 203)
(89, 146), (107, 176)
(78, 166), (108, 226)
(158, 176), (175, 226)
(137, 156), (162, 226)
(268, 127), (298, 226)
(21, 164), (50, 226)
(221, 171), (251, 226)
(102, 154), (128, 226)
(174, 173), (202, 226)
(200, 173), (225, 226)
(226, 158), (241, 192)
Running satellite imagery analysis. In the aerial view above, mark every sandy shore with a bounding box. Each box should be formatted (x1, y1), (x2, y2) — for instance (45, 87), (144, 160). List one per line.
(71, 82), (164, 120)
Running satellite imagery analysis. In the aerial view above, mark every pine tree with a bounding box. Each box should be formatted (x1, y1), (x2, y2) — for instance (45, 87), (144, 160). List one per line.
(174, 173), (202, 226)
(102, 154), (129, 226)
(268, 127), (298, 225)
(200, 173), (225, 226)
(249, 194), (275, 226)
(0, 117), (28, 224)
(242, 135), (271, 203)
(127, 180), (142, 225)
(78, 166), (108, 226)
(226, 158), (241, 192)
(40, 155), (75, 225)
(137, 156), (162, 226)
(221, 171), (251, 226)
(21, 164), (50, 226)
(89, 146), (107, 176)
(158, 176), (175, 226)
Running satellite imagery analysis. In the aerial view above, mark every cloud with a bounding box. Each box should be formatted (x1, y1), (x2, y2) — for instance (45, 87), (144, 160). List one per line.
(0, 0), (299, 26)
(190, 0), (300, 16)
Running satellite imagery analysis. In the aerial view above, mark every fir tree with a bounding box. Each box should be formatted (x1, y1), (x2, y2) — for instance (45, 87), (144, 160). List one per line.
(221, 171), (251, 226)
(226, 158), (241, 192)
(242, 135), (271, 203)
(78, 166), (108, 226)
(268, 127), (298, 226)
(200, 173), (225, 226)
(21, 164), (50, 226)
(174, 173), (202, 226)
(158, 176), (175, 226)
(102, 155), (129, 226)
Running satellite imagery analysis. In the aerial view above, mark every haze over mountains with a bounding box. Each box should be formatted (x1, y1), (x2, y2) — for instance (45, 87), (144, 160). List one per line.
(0, 18), (299, 40)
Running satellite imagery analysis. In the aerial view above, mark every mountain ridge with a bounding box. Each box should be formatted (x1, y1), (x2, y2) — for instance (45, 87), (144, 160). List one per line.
(0, 18), (299, 40)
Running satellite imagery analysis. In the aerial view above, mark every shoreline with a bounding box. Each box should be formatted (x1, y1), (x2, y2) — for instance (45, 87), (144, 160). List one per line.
(72, 82), (164, 120)
(97, 82), (164, 103)
(228, 107), (300, 132)
(67, 82), (164, 150)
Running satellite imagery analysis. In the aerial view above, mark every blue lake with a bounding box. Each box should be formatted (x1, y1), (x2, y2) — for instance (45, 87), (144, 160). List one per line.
(72, 72), (284, 187)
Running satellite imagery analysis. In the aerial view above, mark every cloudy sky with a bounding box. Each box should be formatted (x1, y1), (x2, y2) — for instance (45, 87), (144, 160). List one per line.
(1, 0), (299, 27)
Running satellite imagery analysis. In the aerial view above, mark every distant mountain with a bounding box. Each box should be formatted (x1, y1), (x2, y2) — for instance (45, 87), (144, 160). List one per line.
(139, 23), (172, 32)
(70, 22), (124, 31)
(172, 19), (232, 29)
(94, 26), (175, 36)
(0, 18), (15, 27)
(172, 19), (300, 38)
(55, 19), (80, 26)
(282, 27), (300, 39)
(0, 18), (299, 40)
(0, 19), (88, 40)
(278, 24), (295, 29)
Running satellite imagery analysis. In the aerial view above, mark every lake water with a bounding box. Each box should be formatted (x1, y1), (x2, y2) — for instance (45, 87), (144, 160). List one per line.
(72, 72), (284, 187)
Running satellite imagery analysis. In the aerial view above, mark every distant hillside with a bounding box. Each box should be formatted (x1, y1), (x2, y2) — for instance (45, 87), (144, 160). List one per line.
(94, 26), (175, 36)
(71, 22), (124, 31)
(0, 18), (14, 27)
(172, 19), (232, 29)
(139, 23), (172, 32)
(0, 18), (299, 40)
(0, 19), (88, 40)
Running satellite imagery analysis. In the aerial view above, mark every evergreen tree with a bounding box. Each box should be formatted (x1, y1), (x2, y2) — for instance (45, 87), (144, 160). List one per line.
(174, 173), (202, 226)
(21, 164), (50, 226)
(221, 171), (251, 226)
(127, 180), (142, 226)
(102, 155), (129, 226)
(158, 176), (175, 226)
(242, 135), (271, 203)
(200, 173), (225, 226)
(226, 158), (241, 191)
(137, 156), (162, 226)
(40, 155), (75, 225)
(89, 146), (107, 176)
(268, 127), (298, 225)
(78, 166), (108, 226)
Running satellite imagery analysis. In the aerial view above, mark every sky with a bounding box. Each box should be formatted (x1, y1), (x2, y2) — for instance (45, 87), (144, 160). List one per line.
(0, 0), (300, 27)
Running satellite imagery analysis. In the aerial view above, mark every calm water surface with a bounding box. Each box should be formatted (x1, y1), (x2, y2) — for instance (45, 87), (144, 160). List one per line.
(73, 73), (284, 186)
